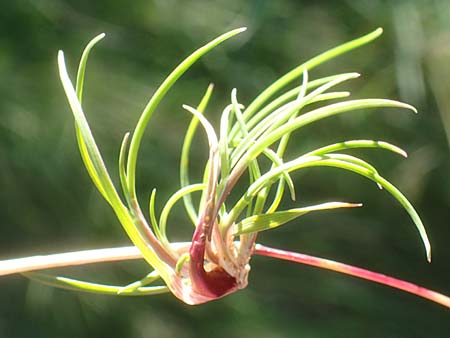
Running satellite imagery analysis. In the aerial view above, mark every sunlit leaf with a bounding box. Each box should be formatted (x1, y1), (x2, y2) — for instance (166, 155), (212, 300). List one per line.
(234, 202), (361, 235)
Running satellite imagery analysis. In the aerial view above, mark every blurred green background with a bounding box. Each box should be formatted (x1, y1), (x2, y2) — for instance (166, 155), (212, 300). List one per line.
(1, 0), (449, 337)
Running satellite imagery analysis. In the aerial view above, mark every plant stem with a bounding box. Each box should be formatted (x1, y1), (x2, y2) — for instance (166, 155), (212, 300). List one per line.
(0, 243), (191, 277)
(0, 247), (140, 276)
(254, 244), (450, 309)
(2, 243), (448, 310)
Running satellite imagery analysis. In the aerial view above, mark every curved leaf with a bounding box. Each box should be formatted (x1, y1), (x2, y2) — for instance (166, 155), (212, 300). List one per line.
(180, 84), (215, 224)
(126, 28), (247, 200)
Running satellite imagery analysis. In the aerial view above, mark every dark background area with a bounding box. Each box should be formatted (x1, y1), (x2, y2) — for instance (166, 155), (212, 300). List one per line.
(0, 1), (449, 337)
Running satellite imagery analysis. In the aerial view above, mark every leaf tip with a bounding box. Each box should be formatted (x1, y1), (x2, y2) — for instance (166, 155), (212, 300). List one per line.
(347, 202), (363, 208)
(57, 50), (64, 62)
(402, 103), (418, 114)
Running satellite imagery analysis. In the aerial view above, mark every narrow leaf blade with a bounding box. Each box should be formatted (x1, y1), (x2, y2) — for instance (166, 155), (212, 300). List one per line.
(234, 202), (361, 235)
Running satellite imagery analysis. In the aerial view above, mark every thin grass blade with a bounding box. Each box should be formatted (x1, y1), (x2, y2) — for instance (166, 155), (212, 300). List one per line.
(305, 140), (408, 158)
(231, 73), (361, 167)
(180, 84), (214, 224)
(245, 99), (416, 165)
(24, 272), (169, 296)
(159, 183), (206, 243)
(117, 270), (161, 294)
(72, 33), (109, 201)
(127, 28), (247, 200)
(241, 28), (383, 121)
(58, 51), (121, 205)
(234, 73), (355, 138)
(234, 202), (361, 235)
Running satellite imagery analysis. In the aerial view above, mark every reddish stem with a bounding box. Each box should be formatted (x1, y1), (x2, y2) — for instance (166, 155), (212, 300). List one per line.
(254, 244), (450, 309)
(189, 202), (237, 298)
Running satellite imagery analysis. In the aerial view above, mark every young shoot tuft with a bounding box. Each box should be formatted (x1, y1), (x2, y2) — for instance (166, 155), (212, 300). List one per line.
(0, 28), (449, 309)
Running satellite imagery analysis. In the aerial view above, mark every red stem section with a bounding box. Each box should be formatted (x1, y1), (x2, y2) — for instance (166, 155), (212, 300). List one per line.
(189, 202), (237, 298)
(254, 244), (450, 309)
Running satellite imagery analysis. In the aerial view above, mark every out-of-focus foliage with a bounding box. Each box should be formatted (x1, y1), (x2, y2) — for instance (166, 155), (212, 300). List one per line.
(0, 1), (449, 337)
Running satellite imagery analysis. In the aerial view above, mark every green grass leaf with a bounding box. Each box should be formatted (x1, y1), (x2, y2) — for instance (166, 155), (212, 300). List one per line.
(24, 272), (169, 296)
(159, 183), (206, 244)
(234, 202), (361, 235)
(244, 99), (416, 165)
(126, 28), (247, 200)
(304, 140), (408, 158)
(181, 84), (214, 225)
(242, 155), (430, 261)
(241, 28), (383, 122)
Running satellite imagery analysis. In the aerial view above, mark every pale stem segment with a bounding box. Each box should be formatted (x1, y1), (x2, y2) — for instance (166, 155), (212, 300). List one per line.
(0, 243), (191, 277)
